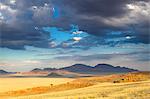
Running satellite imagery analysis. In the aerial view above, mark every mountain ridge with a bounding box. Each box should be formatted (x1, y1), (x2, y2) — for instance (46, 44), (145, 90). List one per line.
(31, 63), (138, 74)
(0, 69), (10, 74)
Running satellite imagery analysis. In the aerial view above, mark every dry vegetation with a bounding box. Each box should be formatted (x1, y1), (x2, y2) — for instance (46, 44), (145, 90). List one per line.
(11, 80), (150, 99)
(0, 78), (74, 93)
(0, 78), (94, 97)
(0, 72), (150, 99)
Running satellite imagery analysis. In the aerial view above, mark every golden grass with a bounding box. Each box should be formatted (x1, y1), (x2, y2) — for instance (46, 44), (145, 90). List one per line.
(0, 78), (94, 97)
(10, 80), (150, 99)
(0, 72), (150, 99)
(0, 78), (74, 93)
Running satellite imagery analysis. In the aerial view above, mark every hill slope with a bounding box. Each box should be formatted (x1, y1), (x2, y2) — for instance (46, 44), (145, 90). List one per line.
(0, 70), (9, 74)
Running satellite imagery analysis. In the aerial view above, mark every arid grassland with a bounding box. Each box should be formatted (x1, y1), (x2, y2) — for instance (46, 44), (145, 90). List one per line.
(0, 72), (150, 99)
(0, 78), (74, 93)
(11, 80), (150, 99)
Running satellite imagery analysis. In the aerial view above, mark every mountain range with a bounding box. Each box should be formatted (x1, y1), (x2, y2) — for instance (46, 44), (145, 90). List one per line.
(31, 64), (138, 74)
(0, 64), (139, 78)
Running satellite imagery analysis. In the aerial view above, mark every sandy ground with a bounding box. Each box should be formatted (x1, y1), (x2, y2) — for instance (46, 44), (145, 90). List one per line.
(0, 72), (150, 99)
(0, 78), (74, 93)
(2, 80), (150, 99)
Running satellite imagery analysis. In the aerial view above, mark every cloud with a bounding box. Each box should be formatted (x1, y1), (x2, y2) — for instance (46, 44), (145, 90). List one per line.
(0, 23), (50, 49)
(51, 0), (150, 43)
(0, 0), (149, 50)
(54, 49), (150, 62)
(55, 54), (113, 61)
(0, 1), (52, 49)
(24, 60), (40, 64)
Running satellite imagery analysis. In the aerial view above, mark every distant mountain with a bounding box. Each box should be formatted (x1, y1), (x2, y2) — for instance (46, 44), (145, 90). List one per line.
(47, 72), (64, 78)
(43, 68), (57, 71)
(31, 68), (43, 72)
(94, 64), (137, 72)
(31, 64), (138, 74)
(0, 70), (9, 74)
(60, 64), (138, 74)
(31, 68), (57, 72)
(60, 64), (93, 73)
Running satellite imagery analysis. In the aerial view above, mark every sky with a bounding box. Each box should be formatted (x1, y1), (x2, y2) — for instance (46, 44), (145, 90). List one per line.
(0, 0), (150, 72)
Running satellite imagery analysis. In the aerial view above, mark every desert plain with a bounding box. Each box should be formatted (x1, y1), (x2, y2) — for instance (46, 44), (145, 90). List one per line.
(0, 72), (150, 99)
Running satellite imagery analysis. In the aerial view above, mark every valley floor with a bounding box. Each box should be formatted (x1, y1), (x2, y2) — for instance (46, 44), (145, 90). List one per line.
(0, 72), (150, 99)
(9, 80), (150, 99)
(0, 78), (74, 93)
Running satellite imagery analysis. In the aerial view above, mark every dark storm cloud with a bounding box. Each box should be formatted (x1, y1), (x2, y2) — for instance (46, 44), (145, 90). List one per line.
(1, 0), (51, 7)
(0, 23), (50, 49)
(53, 0), (130, 17)
(51, 0), (150, 44)
(0, 0), (149, 49)
(0, 0), (53, 49)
